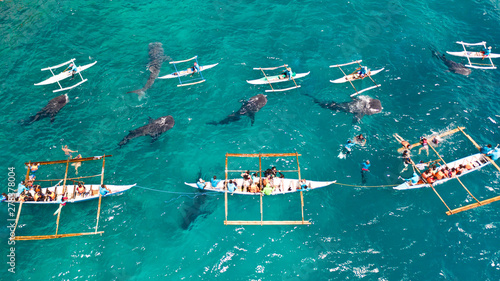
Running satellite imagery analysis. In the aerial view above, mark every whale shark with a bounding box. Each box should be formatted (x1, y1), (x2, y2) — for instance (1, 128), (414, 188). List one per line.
(208, 94), (267, 126)
(127, 42), (170, 98)
(119, 115), (175, 146)
(26, 94), (68, 124)
(308, 94), (382, 122)
(432, 50), (471, 76)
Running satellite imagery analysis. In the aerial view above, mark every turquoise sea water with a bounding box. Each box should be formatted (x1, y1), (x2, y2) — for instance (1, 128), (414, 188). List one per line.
(1, 0), (500, 280)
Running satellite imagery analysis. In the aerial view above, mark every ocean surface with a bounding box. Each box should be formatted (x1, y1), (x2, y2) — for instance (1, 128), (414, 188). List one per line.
(1, 0), (500, 280)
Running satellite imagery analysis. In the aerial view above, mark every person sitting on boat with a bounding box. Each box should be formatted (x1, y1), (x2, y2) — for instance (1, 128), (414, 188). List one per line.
(358, 66), (368, 78)
(281, 65), (293, 79)
(24, 192), (34, 201)
(401, 172), (420, 185)
(434, 169), (446, 180)
(196, 178), (206, 190)
(299, 179), (308, 190)
(211, 176), (222, 189)
(227, 180), (237, 192)
(271, 166), (278, 177)
(241, 170), (250, 179)
(480, 144), (493, 155)
(1, 193), (8, 202)
(481, 46), (492, 59)
(249, 182), (259, 193)
(491, 146), (500, 161)
(18, 191), (27, 202)
(261, 182), (273, 195)
(46, 190), (56, 201)
(62, 145), (78, 158)
(67, 62), (78, 79)
(251, 173), (260, 183)
(77, 183), (87, 196)
(34, 191), (44, 202)
(465, 162), (473, 170)
(16, 181), (29, 197)
(242, 177), (252, 192)
(418, 137), (429, 156)
(190, 62), (201, 76)
(99, 184), (112, 196)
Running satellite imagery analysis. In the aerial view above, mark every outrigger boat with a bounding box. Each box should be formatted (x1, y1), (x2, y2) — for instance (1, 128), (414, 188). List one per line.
(185, 152), (335, 225)
(330, 60), (383, 97)
(446, 41), (498, 69)
(34, 58), (97, 92)
(394, 127), (500, 215)
(185, 177), (334, 195)
(157, 55), (218, 87)
(8, 155), (135, 240)
(247, 64), (310, 92)
(394, 153), (490, 190)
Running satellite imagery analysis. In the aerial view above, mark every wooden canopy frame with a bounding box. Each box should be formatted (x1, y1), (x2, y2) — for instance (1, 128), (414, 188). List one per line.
(398, 127), (500, 215)
(223, 152), (311, 225)
(12, 155), (112, 241)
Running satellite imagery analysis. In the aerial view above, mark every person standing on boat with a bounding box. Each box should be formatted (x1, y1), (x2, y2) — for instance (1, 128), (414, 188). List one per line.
(481, 46), (492, 59)
(361, 160), (370, 184)
(62, 145), (77, 158)
(261, 182), (273, 195)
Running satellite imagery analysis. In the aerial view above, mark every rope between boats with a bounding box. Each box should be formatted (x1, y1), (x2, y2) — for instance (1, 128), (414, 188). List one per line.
(331, 182), (398, 188)
(135, 185), (217, 195)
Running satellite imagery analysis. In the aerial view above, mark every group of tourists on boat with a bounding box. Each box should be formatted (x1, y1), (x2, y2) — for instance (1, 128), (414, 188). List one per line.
(400, 143), (498, 186)
(195, 166), (309, 195)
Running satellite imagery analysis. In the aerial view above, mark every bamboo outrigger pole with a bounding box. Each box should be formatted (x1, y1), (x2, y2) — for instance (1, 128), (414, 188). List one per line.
(442, 128), (500, 215)
(296, 152), (305, 223)
(259, 69), (275, 92)
(338, 65), (360, 94)
(458, 127), (500, 172)
(428, 144), (481, 204)
(408, 158), (452, 213)
(224, 155), (228, 224)
(259, 154), (263, 225)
